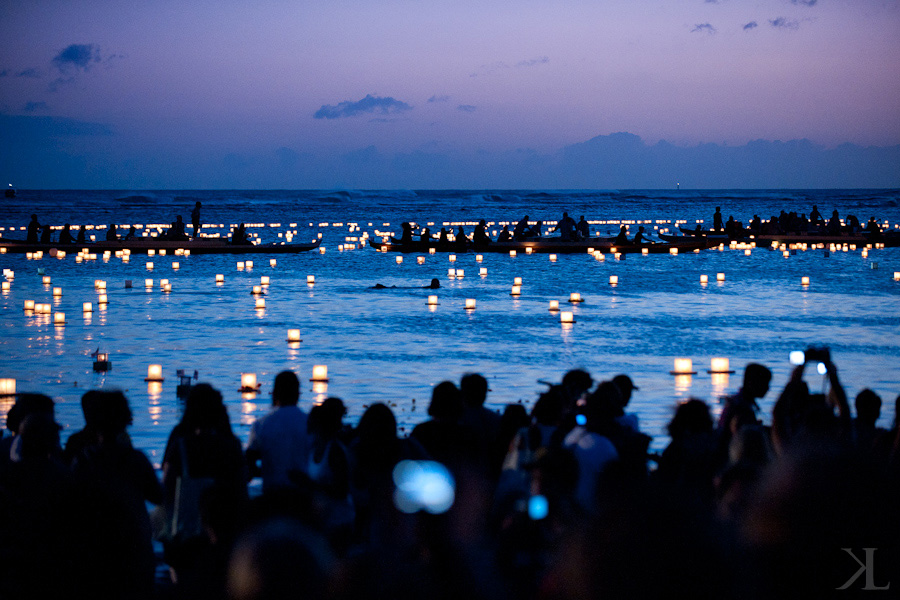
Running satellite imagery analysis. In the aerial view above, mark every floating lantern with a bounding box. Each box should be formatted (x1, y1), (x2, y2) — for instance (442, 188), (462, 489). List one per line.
(427, 295), (438, 306)
(237, 261), (245, 270)
(83, 302), (92, 313)
(560, 311), (575, 324)
(0, 378), (15, 396)
(245, 260), (253, 268)
(260, 276), (270, 286)
(0, 248), (5, 254)
(744, 249), (751, 256)
(148, 249), (156, 256)
(894, 272), (900, 281)
(145, 278), (154, 288)
(307, 275), (315, 285)
(145, 364), (164, 382)
(57, 251), (66, 258)
(587, 247), (594, 254)
(159, 249), (167, 256)
(311, 365), (329, 382)
(449, 254), (456, 262)
(1, 281), (10, 291)
(240, 373), (260, 392)
(671, 358), (696, 375)
(53, 312), (66, 325)
(216, 274), (224, 283)
(801, 276), (810, 286)
(511, 285), (521, 296)
(479, 267), (487, 276)
(95, 280), (107, 290)
(172, 261), (180, 270)
(75, 255), (83, 263)
(162, 283), (172, 293)
(42, 275), (51, 285)
(513, 277), (523, 286)
(252, 285), (262, 295)
(716, 273), (725, 282)
(609, 275), (618, 285)
(569, 292), (583, 303)
(456, 269), (464, 278)
(465, 298), (476, 310)
(98, 294), (108, 304)
(669, 248), (678, 256)
(549, 254), (557, 262)
(429, 248), (436, 255)
(708, 358), (734, 374)
(448, 268), (456, 277)
(146, 261), (154, 271)
(549, 300), (559, 311)
(287, 329), (302, 343)
(526, 247), (533, 255)
(476, 254), (483, 262)
(700, 274), (708, 284)
(255, 298), (266, 309)
(509, 250), (517, 257)
(417, 256), (425, 264)
(159, 279), (169, 288)
(270, 259), (277, 267)
(53, 287), (62, 297)
(24, 299), (35, 311)
(319, 247), (326, 254)
(610, 247), (617, 254)
(642, 248), (649, 256)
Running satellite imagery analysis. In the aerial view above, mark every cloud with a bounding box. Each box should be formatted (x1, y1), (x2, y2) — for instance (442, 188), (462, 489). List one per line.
(791, 0), (817, 6)
(743, 21), (759, 30)
(17, 68), (42, 78)
(470, 56), (550, 77)
(691, 23), (717, 34)
(52, 44), (102, 73)
(24, 101), (49, 113)
(457, 105), (477, 113)
(313, 94), (412, 119)
(769, 17), (800, 30)
(428, 95), (450, 103)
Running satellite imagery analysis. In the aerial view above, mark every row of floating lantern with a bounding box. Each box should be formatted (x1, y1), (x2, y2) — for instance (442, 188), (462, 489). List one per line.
(671, 358), (735, 375)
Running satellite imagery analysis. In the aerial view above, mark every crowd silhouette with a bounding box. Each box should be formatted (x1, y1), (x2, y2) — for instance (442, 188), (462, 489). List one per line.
(0, 359), (897, 599)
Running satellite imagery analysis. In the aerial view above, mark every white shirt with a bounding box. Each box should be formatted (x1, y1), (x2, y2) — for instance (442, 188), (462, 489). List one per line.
(247, 405), (309, 492)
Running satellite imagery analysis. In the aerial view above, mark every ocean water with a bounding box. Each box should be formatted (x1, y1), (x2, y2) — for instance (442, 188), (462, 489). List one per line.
(1, 189), (899, 466)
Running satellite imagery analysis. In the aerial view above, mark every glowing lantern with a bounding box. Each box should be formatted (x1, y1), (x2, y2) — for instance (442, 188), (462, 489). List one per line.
(42, 276), (51, 285)
(173, 262), (181, 271)
(449, 254), (456, 262)
(245, 261), (253, 268)
(894, 272), (900, 281)
(159, 279), (169, 288)
(255, 298), (266, 309)
(146, 262), (154, 271)
(448, 268), (456, 277)
(270, 259), (277, 267)
(465, 298), (476, 310)
(53, 287), (62, 297)
(744, 249), (751, 256)
(700, 274), (708, 284)
(511, 285), (521, 296)
(716, 273), (725, 282)
(307, 275), (315, 284)
(148, 249), (156, 256)
(801, 276), (810, 286)
(83, 302), (92, 313)
(396, 256), (403, 264)
(609, 275), (618, 285)
(514, 277), (523, 286)
(53, 312), (66, 325)
(549, 254), (557, 262)
(671, 358), (696, 375)
(669, 248), (678, 256)
(509, 250), (517, 257)
(427, 295), (438, 306)
(587, 248), (594, 254)
(0, 379), (15, 395)
(526, 247), (533, 254)
(311, 365), (329, 382)
(476, 254), (483, 262)
(145, 279), (154, 288)
(319, 247), (326, 254)
(549, 300), (559, 311)
(560, 311), (575, 324)
(569, 292), (583, 303)
(1, 281), (10, 291)
(479, 268), (487, 276)
(163, 283), (172, 293)
(237, 261), (245, 270)
(260, 276), (270, 286)
(98, 294), (108, 304)
(159, 249), (167, 256)
(708, 358), (733, 374)
(642, 248), (649, 256)
(95, 280), (106, 290)
(252, 285), (262, 295)
(417, 256), (425, 264)
(240, 373), (260, 392)
(429, 248), (436, 255)
(24, 300), (35, 311)
(216, 274), (224, 283)
(287, 329), (302, 343)
(145, 364), (164, 382)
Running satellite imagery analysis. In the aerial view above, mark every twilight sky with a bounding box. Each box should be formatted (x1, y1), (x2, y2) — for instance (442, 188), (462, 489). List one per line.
(1, 0), (899, 188)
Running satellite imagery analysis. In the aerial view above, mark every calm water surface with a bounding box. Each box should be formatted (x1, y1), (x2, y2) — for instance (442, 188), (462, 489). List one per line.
(2, 189), (899, 465)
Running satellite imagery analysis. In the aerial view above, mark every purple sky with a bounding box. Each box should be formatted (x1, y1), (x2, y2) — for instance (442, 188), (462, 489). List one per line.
(1, 0), (898, 188)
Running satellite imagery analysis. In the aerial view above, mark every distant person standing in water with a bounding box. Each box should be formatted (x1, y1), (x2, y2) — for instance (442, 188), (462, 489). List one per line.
(713, 207), (724, 232)
(26, 214), (41, 243)
(191, 201), (202, 238)
(106, 224), (118, 242)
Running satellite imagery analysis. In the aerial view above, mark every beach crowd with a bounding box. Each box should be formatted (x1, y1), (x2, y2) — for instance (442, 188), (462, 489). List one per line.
(0, 357), (897, 599)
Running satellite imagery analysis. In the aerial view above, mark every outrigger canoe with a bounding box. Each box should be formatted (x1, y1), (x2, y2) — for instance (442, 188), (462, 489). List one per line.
(369, 237), (711, 254)
(673, 228), (896, 247)
(0, 236), (322, 255)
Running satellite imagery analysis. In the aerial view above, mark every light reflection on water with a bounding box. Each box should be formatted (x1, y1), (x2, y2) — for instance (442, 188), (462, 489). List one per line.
(1, 202), (899, 463)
